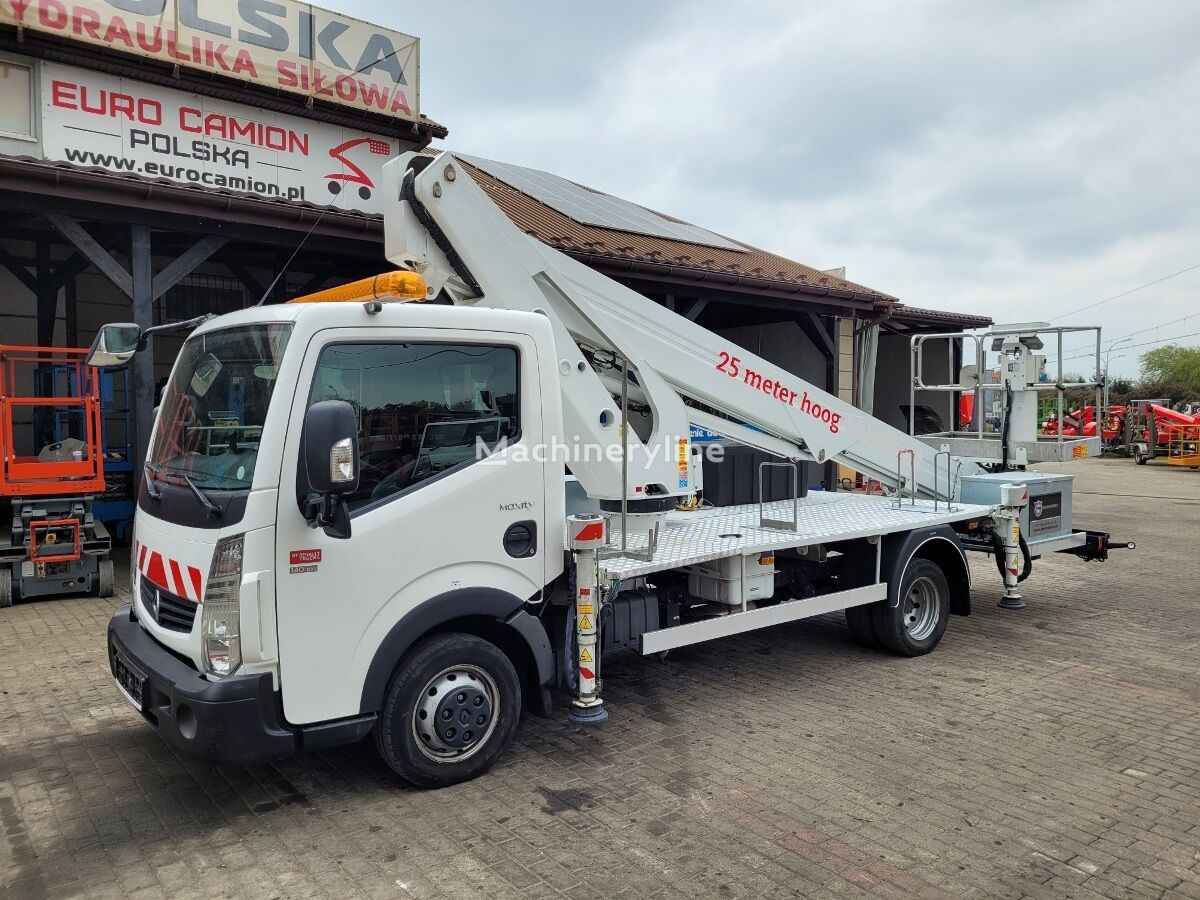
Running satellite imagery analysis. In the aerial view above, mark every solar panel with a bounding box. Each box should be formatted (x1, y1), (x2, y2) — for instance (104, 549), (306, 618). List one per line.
(458, 155), (745, 252)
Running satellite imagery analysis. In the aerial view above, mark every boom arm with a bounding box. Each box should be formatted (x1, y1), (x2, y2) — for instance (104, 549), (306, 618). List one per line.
(383, 152), (976, 502)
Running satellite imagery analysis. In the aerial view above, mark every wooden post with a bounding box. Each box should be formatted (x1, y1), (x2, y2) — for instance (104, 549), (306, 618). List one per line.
(131, 225), (154, 476)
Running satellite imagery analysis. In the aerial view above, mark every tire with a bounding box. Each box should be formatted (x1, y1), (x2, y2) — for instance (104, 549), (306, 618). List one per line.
(1136, 454), (1148, 465)
(869, 558), (951, 657)
(97, 560), (115, 598)
(0, 569), (12, 608)
(374, 632), (521, 788)
(844, 604), (879, 648)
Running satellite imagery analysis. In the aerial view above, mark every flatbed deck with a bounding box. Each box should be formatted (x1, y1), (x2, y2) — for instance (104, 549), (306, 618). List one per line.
(600, 491), (995, 580)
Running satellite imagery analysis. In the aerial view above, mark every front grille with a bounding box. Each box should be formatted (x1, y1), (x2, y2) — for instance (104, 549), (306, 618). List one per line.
(139, 576), (198, 633)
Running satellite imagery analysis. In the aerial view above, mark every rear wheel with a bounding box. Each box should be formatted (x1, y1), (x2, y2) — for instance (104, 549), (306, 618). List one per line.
(869, 558), (951, 657)
(374, 632), (521, 788)
(0, 569), (12, 608)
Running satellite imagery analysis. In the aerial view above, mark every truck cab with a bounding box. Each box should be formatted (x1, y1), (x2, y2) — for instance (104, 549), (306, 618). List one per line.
(103, 297), (564, 787)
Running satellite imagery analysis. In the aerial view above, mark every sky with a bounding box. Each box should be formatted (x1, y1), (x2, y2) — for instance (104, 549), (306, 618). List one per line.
(342, 0), (1199, 378)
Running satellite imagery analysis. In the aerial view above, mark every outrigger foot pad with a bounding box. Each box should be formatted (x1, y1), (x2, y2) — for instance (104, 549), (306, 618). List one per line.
(568, 704), (608, 725)
(998, 596), (1025, 610)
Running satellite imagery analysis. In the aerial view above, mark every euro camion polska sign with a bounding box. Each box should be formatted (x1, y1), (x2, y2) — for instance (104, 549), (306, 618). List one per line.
(41, 60), (399, 212)
(0, 0), (419, 120)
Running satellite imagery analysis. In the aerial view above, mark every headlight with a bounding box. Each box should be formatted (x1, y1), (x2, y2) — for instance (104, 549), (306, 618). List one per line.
(201, 534), (243, 677)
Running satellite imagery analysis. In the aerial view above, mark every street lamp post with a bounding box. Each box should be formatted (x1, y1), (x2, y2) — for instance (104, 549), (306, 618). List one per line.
(1103, 337), (1134, 414)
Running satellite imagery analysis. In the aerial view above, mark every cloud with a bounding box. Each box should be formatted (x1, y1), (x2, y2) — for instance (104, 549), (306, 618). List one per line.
(345, 0), (1200, 375)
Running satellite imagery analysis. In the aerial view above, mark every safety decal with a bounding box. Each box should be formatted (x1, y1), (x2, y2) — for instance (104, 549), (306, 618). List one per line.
(573, 521), (605, 543)
(578, 615), (594, 631)
(579, 647), (593, 663)
(577, 603), (594, 616)
(134, 539), (204, 602)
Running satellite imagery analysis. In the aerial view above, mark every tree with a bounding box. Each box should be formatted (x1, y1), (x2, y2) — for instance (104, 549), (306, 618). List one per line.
(1136, 345), (1200, 401)
(1107, 376), (1134, 400)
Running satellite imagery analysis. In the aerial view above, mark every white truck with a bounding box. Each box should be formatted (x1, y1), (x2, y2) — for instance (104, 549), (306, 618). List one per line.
(88, 151), (1125, 787)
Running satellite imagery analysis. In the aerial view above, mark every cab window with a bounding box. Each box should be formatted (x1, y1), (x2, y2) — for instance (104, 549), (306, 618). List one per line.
(308, 342), (519, 511)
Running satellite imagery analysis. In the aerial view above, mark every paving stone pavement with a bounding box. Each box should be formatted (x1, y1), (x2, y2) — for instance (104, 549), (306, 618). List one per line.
(2, 458), (1199, 899)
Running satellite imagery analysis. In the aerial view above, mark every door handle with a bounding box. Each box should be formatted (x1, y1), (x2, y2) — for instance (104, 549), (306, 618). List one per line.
(503, 520), (537, 558)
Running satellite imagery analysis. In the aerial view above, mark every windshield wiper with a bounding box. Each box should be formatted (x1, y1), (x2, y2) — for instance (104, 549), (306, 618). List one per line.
(181, 474), (223, 519)
(144, 463), (163, 501)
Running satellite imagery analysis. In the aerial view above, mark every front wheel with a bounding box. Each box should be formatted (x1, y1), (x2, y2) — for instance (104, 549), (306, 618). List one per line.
(869, 558), (951, 656)
(374, 632), (521, 788)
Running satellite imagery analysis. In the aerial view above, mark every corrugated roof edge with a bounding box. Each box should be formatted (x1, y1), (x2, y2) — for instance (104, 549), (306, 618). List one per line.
(0, 155), (381, 238)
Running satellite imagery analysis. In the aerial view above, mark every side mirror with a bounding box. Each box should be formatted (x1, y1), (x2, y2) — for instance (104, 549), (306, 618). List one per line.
(86, 323), (142, 369)
(301, 400), (359, 539)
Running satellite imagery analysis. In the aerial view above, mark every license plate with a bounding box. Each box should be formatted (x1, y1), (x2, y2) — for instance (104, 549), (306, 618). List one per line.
(112, 649), (146, 711)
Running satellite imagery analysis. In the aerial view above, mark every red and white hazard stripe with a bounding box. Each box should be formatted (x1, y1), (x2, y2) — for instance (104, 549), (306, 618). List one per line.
(134, 539), (204, 603)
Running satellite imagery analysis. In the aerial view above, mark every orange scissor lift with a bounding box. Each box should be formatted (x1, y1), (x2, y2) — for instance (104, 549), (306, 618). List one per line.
(0, 345), (115, 607)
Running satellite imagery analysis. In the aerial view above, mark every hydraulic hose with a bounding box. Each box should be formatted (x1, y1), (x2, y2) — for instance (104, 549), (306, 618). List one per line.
(561, 605), (577, 691)
(990, 529), (1033, 584)
(1001, 383), (1013, 471)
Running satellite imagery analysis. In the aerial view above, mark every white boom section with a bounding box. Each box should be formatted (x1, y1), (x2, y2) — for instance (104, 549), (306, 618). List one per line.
(383, 152), (978, 502)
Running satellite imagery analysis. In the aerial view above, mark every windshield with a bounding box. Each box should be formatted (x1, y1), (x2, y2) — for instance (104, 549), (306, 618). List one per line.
(150, 324), (292, 491)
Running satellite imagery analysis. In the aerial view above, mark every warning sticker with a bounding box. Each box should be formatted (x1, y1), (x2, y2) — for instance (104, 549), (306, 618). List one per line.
(578, 615), (594, 630)
(577, 603), (594, 615)
(579, 647), (593, 663)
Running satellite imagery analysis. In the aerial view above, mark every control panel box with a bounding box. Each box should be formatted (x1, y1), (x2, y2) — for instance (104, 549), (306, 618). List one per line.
(958, 470), (1075, 547)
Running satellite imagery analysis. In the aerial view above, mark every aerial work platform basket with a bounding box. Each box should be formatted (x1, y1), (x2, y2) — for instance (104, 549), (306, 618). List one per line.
(0, 345), (105, 496)
(0, 345), (113, 607)
(1166, 424), (1200, 469)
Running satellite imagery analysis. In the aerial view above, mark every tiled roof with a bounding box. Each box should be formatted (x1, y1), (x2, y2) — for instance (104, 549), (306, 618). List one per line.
(889, 305), (992, 329)
(460, 160), (898, 305)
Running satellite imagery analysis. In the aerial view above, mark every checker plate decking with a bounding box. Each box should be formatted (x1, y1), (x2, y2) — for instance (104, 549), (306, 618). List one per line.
(598, 492), (994, 581)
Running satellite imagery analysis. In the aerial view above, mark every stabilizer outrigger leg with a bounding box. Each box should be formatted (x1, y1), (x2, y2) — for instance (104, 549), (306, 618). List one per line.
(993, 484), (1029, 610)
(567, 514), (608, 725)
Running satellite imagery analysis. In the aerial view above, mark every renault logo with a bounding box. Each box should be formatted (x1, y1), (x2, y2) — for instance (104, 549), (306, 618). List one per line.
(149, 588), (160, 621)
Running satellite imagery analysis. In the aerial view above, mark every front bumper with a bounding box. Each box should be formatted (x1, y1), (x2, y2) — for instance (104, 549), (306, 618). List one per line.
(108, 604), (299, 763)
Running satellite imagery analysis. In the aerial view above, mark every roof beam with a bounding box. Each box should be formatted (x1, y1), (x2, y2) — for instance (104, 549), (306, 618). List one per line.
(798, 312), (837, 360)
(45, 252), (91, 294)
(46, 213), (132, 297)
(151, 234), (229, 300)
(223, 258), (268, 302)
(291, 266), (337, 298)
(0, 242), (38, 294)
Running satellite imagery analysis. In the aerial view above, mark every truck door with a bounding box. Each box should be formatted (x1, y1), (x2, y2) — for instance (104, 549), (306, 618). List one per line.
(274, 328), (547, 725)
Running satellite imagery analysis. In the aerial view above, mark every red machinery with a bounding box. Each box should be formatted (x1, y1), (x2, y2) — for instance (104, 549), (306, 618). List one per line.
(1042, 405), (1125, 444)
(1043, 402), (1198, 450)
(0, 345), (114, 606)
